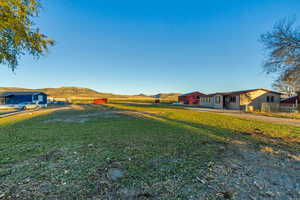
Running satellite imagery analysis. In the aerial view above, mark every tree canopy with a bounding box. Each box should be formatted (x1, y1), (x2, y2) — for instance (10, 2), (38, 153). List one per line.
(0, 0), (54, 71)
(260, 18), (300, 93)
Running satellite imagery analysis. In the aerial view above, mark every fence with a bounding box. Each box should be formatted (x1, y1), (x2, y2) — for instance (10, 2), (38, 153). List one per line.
(280, 103), (298, 113)
(48, 97), (108, 105)
(261, 103), (298, 113)
(261, 103), (280, 112)
(71, 99), (95, 104)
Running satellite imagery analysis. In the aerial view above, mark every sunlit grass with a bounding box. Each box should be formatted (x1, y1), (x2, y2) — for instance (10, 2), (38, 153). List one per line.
(109, 103), (300, 145)
(0, 105), (219, 199)
(0, 103), (299, 199)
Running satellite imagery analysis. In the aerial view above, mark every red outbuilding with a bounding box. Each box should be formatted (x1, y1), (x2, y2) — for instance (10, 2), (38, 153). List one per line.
(94, 98), (108, 105)
(178, 91), (205, 105)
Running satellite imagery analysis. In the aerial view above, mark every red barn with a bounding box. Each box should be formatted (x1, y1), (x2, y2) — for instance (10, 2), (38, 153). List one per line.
(178, 92), (205, 105)
(94, 98), (108, 105)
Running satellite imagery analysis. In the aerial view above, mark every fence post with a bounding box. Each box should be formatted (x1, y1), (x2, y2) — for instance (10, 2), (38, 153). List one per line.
(297, 91), (300, 112)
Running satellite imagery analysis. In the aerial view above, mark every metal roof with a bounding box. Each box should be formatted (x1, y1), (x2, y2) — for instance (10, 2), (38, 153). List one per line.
(0, 92), (47, 97)
(201, 89), (281, 97)
(179, 91), (206, 97)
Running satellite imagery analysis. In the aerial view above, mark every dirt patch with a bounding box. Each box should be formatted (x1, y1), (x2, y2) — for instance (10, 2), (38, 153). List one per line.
(115, 111), (152, 119)
(44, 111), (121, 123)
(197, 143), (300, 200)
(36, 150), (64, 162)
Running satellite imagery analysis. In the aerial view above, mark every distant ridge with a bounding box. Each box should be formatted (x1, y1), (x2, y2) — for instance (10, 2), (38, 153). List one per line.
(0, 87), (181, 100)
(151, 93), (181, 100)
(0, 87), (126, 98)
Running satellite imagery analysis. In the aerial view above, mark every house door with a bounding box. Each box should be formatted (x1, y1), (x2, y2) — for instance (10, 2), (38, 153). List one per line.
(38, 95), (43, 102)
(223, 96), (228, 109)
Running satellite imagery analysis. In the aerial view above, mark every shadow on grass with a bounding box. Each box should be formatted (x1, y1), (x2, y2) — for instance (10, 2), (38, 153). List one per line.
(1, 103), (298, 166)
(0, 104), (232, 166)
(108, 104), (300, 151)
(1, 104), (300, 199)
(110, 102), (186, 110)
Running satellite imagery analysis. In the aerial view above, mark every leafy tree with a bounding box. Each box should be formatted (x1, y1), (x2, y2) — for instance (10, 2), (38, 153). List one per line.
(260, 18), (300, 93)
(0, 0), (54, 71)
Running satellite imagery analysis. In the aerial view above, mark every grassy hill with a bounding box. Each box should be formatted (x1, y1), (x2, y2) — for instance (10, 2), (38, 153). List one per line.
(39, 87), (126, 98)
(0, 87), (180, 100)
(0, 87), (127, 98)
(151, 93), (181, 101)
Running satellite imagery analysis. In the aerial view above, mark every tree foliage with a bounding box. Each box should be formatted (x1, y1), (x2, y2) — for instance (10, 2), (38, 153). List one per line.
(260, 18), (300, 92)
(0, 0), (54, 70)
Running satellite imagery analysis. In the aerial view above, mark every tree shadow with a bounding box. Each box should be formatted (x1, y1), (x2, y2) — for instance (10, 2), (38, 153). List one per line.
(112, 104), (300, 152)
(1, 104), (300, 200)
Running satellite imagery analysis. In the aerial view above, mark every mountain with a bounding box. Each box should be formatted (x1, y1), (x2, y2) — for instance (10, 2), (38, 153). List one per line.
(0, 87), (180, 100)
(38, 87), (126, 98)
(0, 87), (127, 98)
(151, 93), (181, 100)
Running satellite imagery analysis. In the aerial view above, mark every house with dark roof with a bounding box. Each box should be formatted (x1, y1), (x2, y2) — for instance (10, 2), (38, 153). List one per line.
(178, 91), (205, 105)
(199, 89), (281, 110)
(0, 92), (48, 107)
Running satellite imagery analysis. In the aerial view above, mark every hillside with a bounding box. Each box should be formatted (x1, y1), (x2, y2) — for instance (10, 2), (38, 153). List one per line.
(151, 93), (181, 101)
(0, 87), (127, 98)
(38, 87), (127, 98)
(0, 87), (180, 100)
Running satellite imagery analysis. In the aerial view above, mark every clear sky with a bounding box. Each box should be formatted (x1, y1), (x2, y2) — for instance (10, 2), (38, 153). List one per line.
(1, 0), (299, 95)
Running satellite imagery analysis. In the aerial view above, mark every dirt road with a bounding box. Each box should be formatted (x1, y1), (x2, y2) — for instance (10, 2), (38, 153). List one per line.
(187, 107), (300, 127)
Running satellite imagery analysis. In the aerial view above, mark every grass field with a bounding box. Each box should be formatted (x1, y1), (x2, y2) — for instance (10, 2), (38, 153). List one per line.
(109, 104), (300, 147)
(0, 104), (299, 199)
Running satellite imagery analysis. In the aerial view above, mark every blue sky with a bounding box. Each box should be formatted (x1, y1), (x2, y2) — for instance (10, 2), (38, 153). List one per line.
(1, 0), (299, 95)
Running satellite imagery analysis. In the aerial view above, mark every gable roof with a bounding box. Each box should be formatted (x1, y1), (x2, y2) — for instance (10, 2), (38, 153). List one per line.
(0, 92), (47, 97)
(179, 91), (206, 97)
(200, 89), (281, 98)
(201, 93), (218, 97)
(216, 89), (281, 96)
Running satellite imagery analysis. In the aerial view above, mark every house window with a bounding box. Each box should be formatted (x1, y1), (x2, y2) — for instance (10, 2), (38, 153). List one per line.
(267, 96), (274, 103)
(215, 96), (221, 104)
(229, 96), (236, 103)
(0, 98), (5, 105)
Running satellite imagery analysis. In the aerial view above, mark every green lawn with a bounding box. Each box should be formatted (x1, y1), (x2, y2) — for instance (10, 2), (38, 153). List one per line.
(0, 104), (299, 199)
(110, 104), (300, 146)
